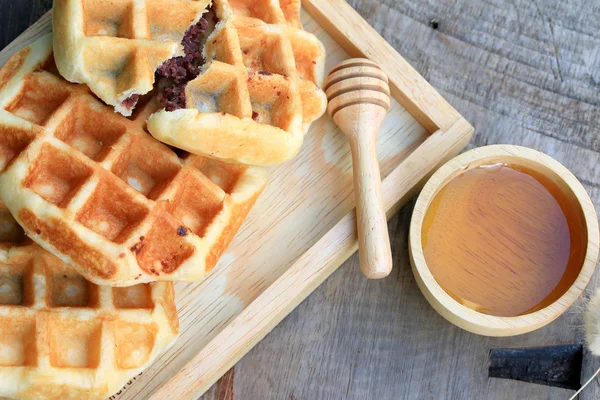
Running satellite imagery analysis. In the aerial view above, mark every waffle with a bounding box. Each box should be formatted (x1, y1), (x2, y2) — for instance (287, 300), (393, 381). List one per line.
(53, 0), (211, 116)
(146, 0), (328, 166)
(0, 35), (268, 286)
(0, 200), (179, 400)
(0, 199), (25, 247)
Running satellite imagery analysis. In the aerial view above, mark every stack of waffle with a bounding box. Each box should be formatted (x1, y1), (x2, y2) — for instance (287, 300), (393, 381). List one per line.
(0, 0), (326, 398)
(0, 199), (180, 400)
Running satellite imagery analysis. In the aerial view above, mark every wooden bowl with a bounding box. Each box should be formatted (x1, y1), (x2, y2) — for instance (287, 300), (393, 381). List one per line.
(409, 145), (599, 336)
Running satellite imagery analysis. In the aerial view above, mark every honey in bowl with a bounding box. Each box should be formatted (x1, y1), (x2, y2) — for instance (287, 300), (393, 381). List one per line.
(421, 163), (587, 317)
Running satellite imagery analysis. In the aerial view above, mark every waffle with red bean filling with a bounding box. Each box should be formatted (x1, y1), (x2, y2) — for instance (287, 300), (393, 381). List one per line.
(53, 0), (211, 116)
(146, 0), (327, 166)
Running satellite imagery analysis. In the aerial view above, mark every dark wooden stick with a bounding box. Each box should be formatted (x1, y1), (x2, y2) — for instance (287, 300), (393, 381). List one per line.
(488, 344), (583, 390)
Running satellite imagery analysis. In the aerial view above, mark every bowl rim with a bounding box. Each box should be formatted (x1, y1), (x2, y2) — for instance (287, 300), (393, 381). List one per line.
(409, 144), (600, 336)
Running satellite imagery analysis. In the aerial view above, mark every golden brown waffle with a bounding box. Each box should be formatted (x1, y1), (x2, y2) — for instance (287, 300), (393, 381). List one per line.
(146, 0), (327, 165)
(53, 0), (211, 116)
(0, 35), (267, 286)
(0, 204), (179, 400)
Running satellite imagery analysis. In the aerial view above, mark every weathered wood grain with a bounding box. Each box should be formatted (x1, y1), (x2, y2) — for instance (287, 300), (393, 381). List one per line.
(1, 0), (599, 399)
(222, 0), (600, 399)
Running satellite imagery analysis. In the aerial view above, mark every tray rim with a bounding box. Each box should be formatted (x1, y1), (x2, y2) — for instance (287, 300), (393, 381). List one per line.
(0, 1), (474, 398)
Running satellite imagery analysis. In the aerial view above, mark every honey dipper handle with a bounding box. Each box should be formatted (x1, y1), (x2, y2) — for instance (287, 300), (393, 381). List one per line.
(339, 106), (393, 279)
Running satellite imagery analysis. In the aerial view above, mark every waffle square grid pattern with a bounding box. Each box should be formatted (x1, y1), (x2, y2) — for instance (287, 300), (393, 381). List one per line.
(146, 0), (328, 165)
(0, 241), (179, 400)
(0, 36), (268, 286)
(53, 0), (212, 115)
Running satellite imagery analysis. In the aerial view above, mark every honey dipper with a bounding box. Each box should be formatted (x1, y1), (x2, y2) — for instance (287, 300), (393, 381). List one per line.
(324, 58), (393, 279)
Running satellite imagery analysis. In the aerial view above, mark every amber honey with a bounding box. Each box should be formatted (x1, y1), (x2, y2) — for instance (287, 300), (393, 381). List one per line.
(421, 163), (587, 317)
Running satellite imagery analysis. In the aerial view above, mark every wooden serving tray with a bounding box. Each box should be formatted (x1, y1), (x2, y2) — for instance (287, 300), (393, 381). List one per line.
(0, 1), (474, 398)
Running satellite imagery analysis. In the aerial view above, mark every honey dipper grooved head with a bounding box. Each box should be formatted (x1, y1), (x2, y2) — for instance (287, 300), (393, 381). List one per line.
(324, 58), (391, 119)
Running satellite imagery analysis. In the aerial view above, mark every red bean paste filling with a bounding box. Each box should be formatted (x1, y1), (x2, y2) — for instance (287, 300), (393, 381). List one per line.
(155, 17), (211, 111)
(121, 94), (140, 110)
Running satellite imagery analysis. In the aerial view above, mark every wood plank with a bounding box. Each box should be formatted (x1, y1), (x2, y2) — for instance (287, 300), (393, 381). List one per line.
(344, 0), (600, 191)
(222, 1), (600, 399)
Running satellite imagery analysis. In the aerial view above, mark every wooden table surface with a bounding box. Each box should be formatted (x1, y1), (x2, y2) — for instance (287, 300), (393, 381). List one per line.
(2, 0), (600, 399)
